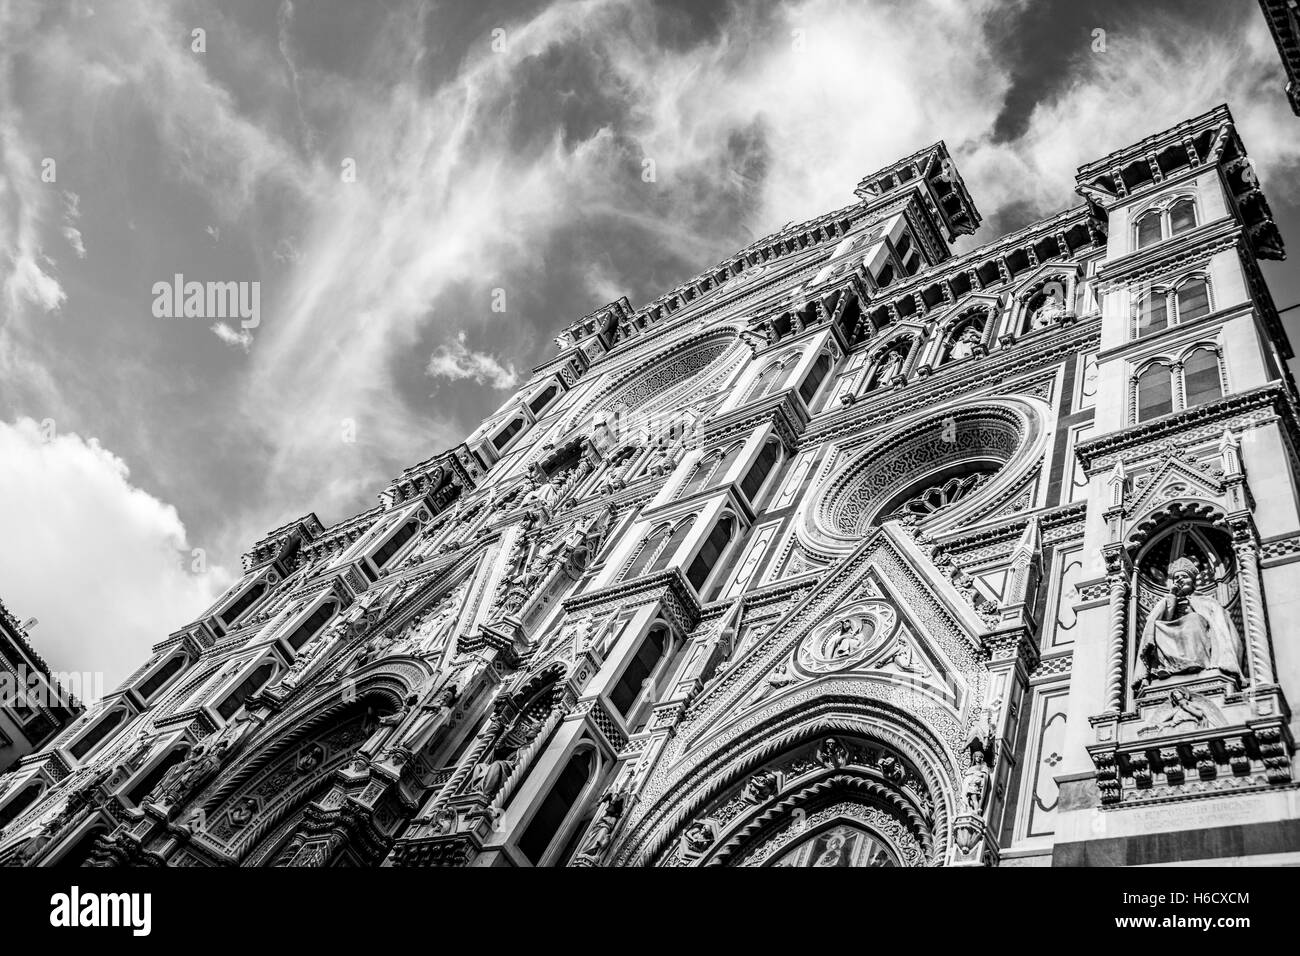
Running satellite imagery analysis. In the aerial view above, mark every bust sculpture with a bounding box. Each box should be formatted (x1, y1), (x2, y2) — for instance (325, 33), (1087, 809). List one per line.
(1132, 557), (1243, 691)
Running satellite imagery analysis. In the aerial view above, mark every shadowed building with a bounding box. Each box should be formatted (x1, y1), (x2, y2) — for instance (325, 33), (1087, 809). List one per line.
(1, 104), (1296, 868)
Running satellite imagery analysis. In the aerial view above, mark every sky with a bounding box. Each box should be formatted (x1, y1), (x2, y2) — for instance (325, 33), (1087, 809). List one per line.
(2, 0), (1299, 691)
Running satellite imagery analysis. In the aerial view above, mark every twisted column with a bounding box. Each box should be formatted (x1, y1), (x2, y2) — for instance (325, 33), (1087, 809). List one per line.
(1103, 565), (1130, 713)
(1232, 525), (1273, 686)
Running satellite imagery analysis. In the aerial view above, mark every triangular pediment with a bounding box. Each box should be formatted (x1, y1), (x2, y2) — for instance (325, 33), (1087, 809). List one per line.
(1124, 452), (1225, 525)
(672, 525), (988, 767)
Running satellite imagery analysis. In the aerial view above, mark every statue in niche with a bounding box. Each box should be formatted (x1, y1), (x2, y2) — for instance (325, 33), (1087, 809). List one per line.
(471, 748), (517, 799)
(296, 745), (324, 775)
(518, 474), (559, 521)
(1030, 283), (1068, 329)
(871, 347), (905, 389)
(573, 787), (629, 865)
(1132, 556), (1243, 692)
(351, 631), (395, 671)
(947, 325), (982, 361)
(151, 739), (228, 808)
(1137, 688), (1228, 737)
(961, 753), (990, 814)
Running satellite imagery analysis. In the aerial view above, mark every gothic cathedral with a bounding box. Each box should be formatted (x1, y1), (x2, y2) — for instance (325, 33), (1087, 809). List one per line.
(1, 104), (1296, 868)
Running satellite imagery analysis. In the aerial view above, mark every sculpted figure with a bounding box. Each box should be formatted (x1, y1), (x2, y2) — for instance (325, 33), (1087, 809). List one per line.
(1030, 285), (1067, 329)
(1132, 557), (1243, 691)
(1137, 688), (1228, 737)
(682, 819), (715, 855)
(152, 739), (228, 807)
(472, 748), (517, 798)
(871, 347), (904, 389)
(947, 325), (982, 361)
(828, 618), (865, 659)
(741, 769), (780, 804)
(745, 657), (796, 707)
(962, 755), (990, 814)
(816, 737), (849, 770)
(518, 474), (559, 519)
(878, 635), (923, 674)
(573, 787), (629, 865)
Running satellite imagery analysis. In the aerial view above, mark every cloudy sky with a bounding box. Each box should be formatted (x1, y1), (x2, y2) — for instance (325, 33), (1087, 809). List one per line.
(2, 0), (1299, 690)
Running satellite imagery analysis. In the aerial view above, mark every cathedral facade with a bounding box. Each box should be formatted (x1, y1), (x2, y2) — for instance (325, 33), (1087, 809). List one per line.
(0, 103), (1296, 868)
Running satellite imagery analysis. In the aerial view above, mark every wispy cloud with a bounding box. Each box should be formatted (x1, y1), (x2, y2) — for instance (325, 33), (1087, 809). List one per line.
(210, 321), (253, 352)
(427, 331), (519, 389)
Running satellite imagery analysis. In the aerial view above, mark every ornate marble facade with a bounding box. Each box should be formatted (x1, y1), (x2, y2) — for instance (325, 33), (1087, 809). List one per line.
(1, 104), (1296, 868)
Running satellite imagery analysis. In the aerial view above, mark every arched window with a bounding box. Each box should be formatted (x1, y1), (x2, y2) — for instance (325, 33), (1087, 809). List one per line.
(1137, 290), (1168, 336)
(740, 440), (781, 503)
(0, 782), (44, 829)
(216, 661), (276, 720)
(69, 708), (127, 760)
(1136, 363), (1174, 422)
(610, 627), (670, 717)
(218, 580), (266, 628)
(1136, 209), (1163, 248)
(136, 654), (187, 702)
(1183, 348), (1223, 407)
(1169, 199), (1197, 236)
(649, 516), (697, 574)
(623, 524), (670, 580)
(491, 418), (524, 450)
(284, 600), (336, 650)
(368, 519), (418, 576)
(799, 353), (833, 406)
(680, 457), (715, 498)
(1175, 278), (1210, 323)
(745, 363), (781, 403)
(686, 515), (735, 591)
(527, 384), (558, 414)
(876, 263), (895, 288)
(518, 747), (595, 864)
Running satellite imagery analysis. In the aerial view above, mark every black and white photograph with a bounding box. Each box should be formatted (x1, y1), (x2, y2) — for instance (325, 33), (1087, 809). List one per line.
(0, 0), (1297, 937)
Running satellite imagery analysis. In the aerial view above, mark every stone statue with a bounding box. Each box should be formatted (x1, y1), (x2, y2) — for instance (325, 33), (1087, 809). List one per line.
(816, 736), (849, 770)
(472, 749), (516, 798)
(947, 325), (982, 361)
(351, 632), (395, 671)
(1132, 557), (1243, 691)
(1030, 285), (1067, 329)
(152, 739), (228, 808)
(962, 754), (990, 813)
(872, 347), (904, 389)
(682, 819), (715, 855)
(518, 474), (559, 519)
(573, 787), (629, 865)
(741, 769), (780, 804)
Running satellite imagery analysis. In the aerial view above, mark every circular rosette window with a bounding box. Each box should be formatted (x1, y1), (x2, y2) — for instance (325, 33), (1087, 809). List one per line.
(796, 602), (898, 675)
(812, 399), (1047, 544)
